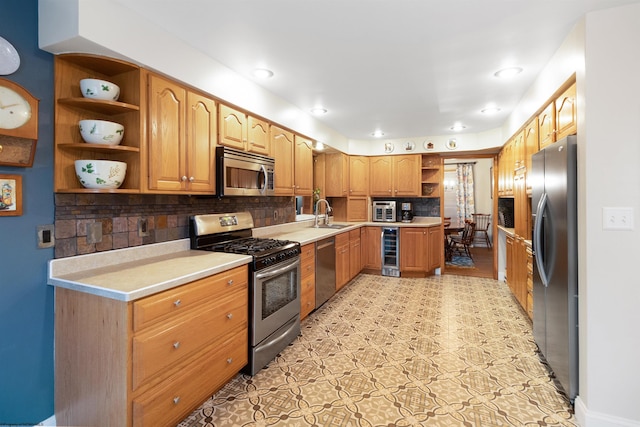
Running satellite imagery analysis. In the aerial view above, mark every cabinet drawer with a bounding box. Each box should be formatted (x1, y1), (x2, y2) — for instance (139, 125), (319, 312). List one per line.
(301, 256), (315, 278)
(300, 243), (315, 261)
(132, 332), (247, 427)
(133, 266), (247, 332)
(132, 290), (247, 389)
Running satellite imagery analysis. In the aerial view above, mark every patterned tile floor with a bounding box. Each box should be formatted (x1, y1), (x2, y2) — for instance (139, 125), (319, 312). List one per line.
(178, 274), (576, 427)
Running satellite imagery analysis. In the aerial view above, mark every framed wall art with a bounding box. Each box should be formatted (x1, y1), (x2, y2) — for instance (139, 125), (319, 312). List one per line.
(0, 174), (22, 216)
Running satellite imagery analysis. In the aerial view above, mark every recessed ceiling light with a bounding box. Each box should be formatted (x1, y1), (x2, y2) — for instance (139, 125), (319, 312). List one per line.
(494, 67), (523, 78)
(252, 68), (274, 79)
(481, 106), (501, 114)
(450, 123), (466, 132)
(310, 107), (327, 115)
(371, 130), (385, 138)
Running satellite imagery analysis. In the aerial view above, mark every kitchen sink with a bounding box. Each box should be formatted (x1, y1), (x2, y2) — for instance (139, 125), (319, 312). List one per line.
(315, 224), (349, 229)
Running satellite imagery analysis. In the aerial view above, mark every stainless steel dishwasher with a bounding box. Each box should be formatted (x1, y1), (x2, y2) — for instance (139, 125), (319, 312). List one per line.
(315, 237), (336, 309)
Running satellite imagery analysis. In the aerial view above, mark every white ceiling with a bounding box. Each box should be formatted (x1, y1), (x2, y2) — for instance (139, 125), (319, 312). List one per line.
(113, 0), (638, 141)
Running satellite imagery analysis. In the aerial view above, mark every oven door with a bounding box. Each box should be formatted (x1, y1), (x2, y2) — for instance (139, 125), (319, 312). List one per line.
(252, 257), (301, 346)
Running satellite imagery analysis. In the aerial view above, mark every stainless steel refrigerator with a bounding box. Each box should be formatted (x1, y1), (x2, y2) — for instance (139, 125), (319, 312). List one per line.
(531, 135), (578, 402)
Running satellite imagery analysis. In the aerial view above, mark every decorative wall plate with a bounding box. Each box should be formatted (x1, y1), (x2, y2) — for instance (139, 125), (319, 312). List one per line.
(384, 142), (394, 153)
(0, 36), (20, 75)
(446, 139), (458, 150)
(403, 141), (415, 151)
(424, 140), (434, 150)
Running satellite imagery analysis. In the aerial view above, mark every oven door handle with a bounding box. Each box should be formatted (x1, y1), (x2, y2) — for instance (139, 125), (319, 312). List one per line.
(255, 257), (300, 280)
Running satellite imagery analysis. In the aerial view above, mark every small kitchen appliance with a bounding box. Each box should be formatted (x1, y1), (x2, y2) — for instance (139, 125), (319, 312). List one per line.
(372, 201), (396, 222)
(190, 212), (301, 375)
(401, 202), (414, 223)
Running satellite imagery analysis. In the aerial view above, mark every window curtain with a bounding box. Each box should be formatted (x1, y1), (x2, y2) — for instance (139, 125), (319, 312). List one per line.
(455, 163), (475, 223)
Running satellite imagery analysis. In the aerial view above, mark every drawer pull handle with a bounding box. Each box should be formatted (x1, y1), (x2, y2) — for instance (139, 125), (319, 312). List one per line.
(227, 279), (234, 285)
(173, 341), (180, 349)
(227, 358), (233, 364)
(226, 313), (233, 320)
(173, 396), (180, 405)
(173, 299), (181, 307)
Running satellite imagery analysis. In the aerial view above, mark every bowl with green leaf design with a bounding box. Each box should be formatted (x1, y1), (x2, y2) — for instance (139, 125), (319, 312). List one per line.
(79, 120), (124, 145)
(80, 78), (120, 101)
(75, 160), (127, 189)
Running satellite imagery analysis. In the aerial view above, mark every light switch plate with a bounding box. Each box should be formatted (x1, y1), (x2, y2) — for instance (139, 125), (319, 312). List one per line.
(602, 207), (634, 231)
(37, 224), (55, 249)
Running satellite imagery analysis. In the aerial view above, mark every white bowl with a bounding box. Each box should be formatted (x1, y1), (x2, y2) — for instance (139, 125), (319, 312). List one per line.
(80, 78), (120, 101)
(79, 120), (124, 145)
(75, 160), (127, 189)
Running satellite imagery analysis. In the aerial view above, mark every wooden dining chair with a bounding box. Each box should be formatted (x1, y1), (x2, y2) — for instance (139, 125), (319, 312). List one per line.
(472, 213), (491, 248)
(449, 221), (476, 259)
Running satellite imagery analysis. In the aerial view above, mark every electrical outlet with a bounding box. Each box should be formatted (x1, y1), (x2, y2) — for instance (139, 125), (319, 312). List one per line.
(138, 218), (149, 237)
(602, 207), (634, 231)
(37, 224), (55, 249)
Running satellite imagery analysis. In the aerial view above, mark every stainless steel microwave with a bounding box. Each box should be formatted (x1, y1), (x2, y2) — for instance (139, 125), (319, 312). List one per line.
(216, 147), (275, 196)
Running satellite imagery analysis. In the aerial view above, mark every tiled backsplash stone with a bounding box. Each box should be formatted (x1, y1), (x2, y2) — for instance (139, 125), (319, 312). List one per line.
(54, 193), (296, 258)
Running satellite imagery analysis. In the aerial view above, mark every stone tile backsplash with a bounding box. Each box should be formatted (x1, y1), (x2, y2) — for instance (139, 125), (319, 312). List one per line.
(54, 193), (296, 258)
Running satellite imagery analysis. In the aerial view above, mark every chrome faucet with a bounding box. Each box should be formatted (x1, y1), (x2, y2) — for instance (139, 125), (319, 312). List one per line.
(314, 199), (332, 228)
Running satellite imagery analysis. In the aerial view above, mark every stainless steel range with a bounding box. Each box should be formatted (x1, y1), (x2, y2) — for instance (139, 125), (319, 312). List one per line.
(190, 212), (301, 375)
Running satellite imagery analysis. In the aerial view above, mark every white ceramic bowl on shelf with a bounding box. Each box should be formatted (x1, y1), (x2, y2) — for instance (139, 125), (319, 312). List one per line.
(74, 160), (127, 189)
(79, 78), (120, 101)
(78, 119), (124, 145)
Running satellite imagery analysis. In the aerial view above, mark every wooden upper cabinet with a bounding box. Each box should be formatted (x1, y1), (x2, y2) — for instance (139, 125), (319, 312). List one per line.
(247, 116), (270, 155)
(538, 101), (556, 149)
(294, 135), (313, 195)
(147, 73), (216, 193)
(271, 125), (295, 196)
(148, 74), (187, 192)
(218, 104), (247, 150)
(186, 92), (217, 193)
(555, 82), (577, 140)
(369, 156), (393, 196)
(349, 156), (369, 196)
(523, 117), (539, 193)
(513, 130), (525, 171)
(325, 153), (349, 197)
(369, 155), (419, 197)
(394, 155), (421, 197)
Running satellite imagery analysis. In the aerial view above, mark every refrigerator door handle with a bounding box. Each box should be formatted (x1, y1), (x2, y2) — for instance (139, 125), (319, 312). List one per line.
(533, 192), (550, 287)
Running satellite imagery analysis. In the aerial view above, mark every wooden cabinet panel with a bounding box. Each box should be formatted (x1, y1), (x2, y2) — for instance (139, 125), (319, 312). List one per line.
(294, 135), (314, 195)
(523, 117), (538, 193)
(526, 245), (533, 320)
(218, 104), (246, 150)
(349, 229), (362, 280)
(349, 156), (369, 196)
(300, 243), (315, 320)
(428, 226), (443, 271)
(362, 226), (382, 270)
(538, 102), (556, 149)
(369, 156), (393, 196)
(324, 153), (349, 197)
(186, 92), (216, 192)
(148, 74), (187, 191)
(393, 155), (421, 197)
(556, 83), (577, 140)
(147, 73), (216, 193)
(400, 227), (428, 272)
(247, 116), (269, 155)
(271, 125), (295, 195)
(335, 232), (350, 291)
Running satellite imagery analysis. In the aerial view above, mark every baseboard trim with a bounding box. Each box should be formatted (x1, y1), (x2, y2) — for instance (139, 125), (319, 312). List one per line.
(575, 396), (640, 427)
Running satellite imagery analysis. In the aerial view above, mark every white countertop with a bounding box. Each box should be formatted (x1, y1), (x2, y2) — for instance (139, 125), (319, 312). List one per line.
(48, 217), (441, 301)
(48, 239), (251, 302)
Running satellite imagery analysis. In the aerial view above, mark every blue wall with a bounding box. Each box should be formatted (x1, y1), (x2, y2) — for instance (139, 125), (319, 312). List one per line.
(0, 0), (55, 423)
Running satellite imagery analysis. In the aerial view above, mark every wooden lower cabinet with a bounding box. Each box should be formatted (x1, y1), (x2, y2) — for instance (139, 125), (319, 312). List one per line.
(55, 265), (249, 427)
(362, 226), (382, 271)
(300, 243), (316, 320)
(335, 232), (350, 291)
(400, 227), (428, 273)
(506, 235), (529, 312)
(428, 226), (443, 271)
(526, 245), (534, 319)
(349, 229), (362, 280)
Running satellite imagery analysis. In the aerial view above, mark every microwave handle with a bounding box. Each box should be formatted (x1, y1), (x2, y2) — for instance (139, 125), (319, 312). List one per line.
(259, 164), (268, 195)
